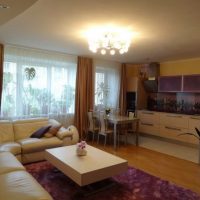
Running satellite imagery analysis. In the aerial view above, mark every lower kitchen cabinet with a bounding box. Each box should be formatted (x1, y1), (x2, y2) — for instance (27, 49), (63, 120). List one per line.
(137, 110), (160, 136)
(159, 113), (188, 129)
(188, 116), (200, 144)
(137, 110), (199, 145)
(139, 122), (160, 136)
(159, 125), (189, 142)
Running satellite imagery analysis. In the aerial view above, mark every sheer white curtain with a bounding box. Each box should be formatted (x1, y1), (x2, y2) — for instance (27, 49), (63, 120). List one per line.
(94, 59), (121, 111)
(1, 45), (77, 127)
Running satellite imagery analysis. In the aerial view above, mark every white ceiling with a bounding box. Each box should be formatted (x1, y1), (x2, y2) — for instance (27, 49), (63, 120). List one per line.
(0, 0), (38, 25)
(0, 0), (200, 63)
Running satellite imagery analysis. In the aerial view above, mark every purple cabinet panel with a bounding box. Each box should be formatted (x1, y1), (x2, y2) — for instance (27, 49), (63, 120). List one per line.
(158, 76), (182, 92)
(183, 75), (200, 92)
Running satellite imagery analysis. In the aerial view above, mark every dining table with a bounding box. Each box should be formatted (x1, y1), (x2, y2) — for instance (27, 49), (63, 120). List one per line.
(107, 115), (140, 150)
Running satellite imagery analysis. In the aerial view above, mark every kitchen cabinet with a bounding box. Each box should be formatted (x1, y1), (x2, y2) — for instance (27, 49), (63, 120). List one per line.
(158, 75), (182, 92)
(188, 116), (200, 144)
(159, 126), (189, 142)
(139, 122), (160, 136)
(137, 110), (160, 136)
(159, 112), (189, 143)
(158, 74), (200, 93)
(137, 110), (160, 122)
(127, 77), (138, 92)
(137, 110), (199, 145)
(159, 113), (188, 129)
(183, 74), (200, 92)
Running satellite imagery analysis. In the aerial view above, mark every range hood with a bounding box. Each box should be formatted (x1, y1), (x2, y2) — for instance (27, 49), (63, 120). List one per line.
(143, 77), (158, 93)
(142, 62), (160, 93)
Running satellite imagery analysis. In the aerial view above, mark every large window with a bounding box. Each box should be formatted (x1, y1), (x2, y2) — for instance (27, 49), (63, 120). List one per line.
(94, 60), (120, 110)
(2, 46), (77, 122)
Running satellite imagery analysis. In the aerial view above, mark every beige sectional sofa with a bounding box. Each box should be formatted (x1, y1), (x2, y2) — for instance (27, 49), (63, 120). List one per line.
(0, 117), (79, 163)
(0, 151), (53, 200)
(0, 117), (80, 200)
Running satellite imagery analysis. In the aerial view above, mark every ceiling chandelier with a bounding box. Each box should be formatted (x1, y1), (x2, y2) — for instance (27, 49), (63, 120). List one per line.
(88, 31), (131, 55)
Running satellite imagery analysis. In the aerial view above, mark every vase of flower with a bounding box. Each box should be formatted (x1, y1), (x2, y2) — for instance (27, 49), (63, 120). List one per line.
(76, 141), (87, 156)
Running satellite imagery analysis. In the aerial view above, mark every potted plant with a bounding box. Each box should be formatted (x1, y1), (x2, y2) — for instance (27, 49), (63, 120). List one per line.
(179, 128), (200, 164)
(105, 108), (111, 116)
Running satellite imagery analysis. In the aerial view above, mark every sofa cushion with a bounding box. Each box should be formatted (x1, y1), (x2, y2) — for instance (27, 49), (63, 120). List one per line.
(0, 120), (14, 143)
(44, 124), (62, 138)
(0, 170), (52, 200)
(56, 127), (73, 139)
(48, 118), (62, 127)
(17, 137), (63, 154)
(0, 142), (21, 155)
(30, 125), (51, 138)
(13, 118), (49, 140)
(0, 152), (25, 175)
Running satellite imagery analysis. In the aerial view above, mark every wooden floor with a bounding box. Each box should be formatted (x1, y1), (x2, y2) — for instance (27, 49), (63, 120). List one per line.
(88, 141), (200, 194)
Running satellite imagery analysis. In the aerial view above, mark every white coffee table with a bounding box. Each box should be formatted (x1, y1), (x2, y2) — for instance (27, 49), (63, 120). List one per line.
(45, 145), (128, 186)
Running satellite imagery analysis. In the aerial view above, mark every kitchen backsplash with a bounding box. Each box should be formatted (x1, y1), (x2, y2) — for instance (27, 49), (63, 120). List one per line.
(147, 93), (200, 115)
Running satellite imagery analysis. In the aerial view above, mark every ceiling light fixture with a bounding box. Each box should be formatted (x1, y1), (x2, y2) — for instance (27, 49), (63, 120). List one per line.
(87, 29), (132, 55)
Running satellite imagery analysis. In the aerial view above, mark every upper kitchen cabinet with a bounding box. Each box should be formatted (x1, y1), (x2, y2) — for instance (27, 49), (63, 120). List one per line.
(127, 77), (138, 92)
(158, 75), (182, 92)
(183, 74), (200, 92)
(142, 63), (160, 93)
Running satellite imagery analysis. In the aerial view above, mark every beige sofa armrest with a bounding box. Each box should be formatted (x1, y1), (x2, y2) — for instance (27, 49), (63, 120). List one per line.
(56, 127), (73, 140)
(67, 125), (79, 144)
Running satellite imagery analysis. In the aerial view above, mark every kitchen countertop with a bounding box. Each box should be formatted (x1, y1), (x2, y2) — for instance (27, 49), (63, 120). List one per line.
(137, 109), (200, 119)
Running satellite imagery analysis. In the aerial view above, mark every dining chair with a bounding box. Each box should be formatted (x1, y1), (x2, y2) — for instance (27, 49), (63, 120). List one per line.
(87, 111), (99, 142)
(127, 111), (136, 134)
(97, 112), (113, 146)
(117, 127), (128, 146)
(117, 112), (135, 146)
(110, 108), (120, 116)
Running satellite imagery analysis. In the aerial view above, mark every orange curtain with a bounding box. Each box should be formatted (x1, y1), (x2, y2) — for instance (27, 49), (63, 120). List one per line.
(0, 44), (4, 112)
(74, 56), (94, 139)
(119, 63), (127, 115)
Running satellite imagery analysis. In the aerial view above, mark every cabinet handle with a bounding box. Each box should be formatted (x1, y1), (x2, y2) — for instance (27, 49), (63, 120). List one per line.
(190, 117), (200, 120)
(142, 112), (154, 115)
(166, 115), (182, 118)
(165, 126), (181, 131)
(141, 122), (153, 126)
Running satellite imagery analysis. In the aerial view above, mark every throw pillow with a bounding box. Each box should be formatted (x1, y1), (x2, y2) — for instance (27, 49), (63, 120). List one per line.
(30, 125), (51, 138)
(44, 133), (54, 138)
(44, 124), (62, 138)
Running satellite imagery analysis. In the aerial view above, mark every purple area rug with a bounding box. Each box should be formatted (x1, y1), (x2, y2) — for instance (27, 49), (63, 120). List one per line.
(25, 161), (200, 200)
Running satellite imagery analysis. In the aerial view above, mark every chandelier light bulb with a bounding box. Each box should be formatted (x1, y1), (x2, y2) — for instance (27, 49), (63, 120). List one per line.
(119, 49), (124, 54)
(87, 28), (131, 55)
(92, 49), (97, 53)
(110, 49), (115, 55)
(101, 49), (106, 55)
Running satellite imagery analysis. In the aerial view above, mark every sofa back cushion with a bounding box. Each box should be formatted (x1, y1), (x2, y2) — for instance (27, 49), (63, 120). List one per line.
(13, 118), (49, 140)
(0, 121), (14, 143)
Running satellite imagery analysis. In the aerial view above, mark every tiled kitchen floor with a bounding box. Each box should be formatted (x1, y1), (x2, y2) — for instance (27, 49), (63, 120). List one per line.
(129, 134), (199, 163)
